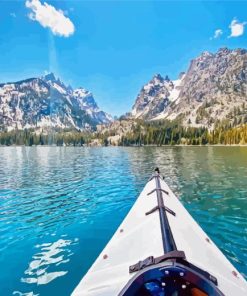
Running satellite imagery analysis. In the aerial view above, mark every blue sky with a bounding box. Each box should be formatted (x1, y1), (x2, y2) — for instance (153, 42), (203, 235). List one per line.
(0, 1), (246, 116)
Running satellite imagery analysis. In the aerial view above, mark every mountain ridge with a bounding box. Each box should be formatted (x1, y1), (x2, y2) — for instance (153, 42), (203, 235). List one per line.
(0, 73), (113, 131)
(130, 47), (247, 128)
(1, 47), (246, 134)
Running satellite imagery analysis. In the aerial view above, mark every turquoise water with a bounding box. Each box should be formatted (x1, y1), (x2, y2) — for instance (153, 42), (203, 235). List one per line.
(0, 146), (246, 295)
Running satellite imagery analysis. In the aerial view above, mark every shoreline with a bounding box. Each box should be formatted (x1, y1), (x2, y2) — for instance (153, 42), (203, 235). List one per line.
(0, 144), (247, 147)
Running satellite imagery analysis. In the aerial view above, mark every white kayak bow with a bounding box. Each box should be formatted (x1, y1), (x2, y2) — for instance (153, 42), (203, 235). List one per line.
(72, 169), (247, 296)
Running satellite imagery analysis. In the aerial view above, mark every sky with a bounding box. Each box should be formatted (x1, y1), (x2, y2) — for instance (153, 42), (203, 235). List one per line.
(0, 0), (246, 116)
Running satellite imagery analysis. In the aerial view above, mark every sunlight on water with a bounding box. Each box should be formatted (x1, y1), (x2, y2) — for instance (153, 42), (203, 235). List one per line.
(21, 238), (78, 285)
(0, 146), (246, 295)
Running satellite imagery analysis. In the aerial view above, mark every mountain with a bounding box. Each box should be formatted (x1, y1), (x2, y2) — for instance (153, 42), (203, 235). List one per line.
(72, 88), (112, 124)
(0, 73), (112, 131)
(131, 48), (247, 128)
(132, 73), (185, 119)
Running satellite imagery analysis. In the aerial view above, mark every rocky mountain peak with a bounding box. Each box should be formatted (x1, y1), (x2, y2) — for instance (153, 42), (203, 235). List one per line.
(0, 74), (113, 131)
(152, 73), (164, 81)
(193, 51), (214, 66)
(42, 72), (69, 94)
(132, 73), (178, 119)
(73, 88), (98, 110)
(165, 47), (247, 127)
(150, 74), (171, 84)
(217, 47), (230, 54)
(130, 47), (247, 128)
(201, 50), (213, 57)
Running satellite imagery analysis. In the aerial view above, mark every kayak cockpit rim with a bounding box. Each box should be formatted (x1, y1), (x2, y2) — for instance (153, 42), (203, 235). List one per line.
(119, 260), (224, 296)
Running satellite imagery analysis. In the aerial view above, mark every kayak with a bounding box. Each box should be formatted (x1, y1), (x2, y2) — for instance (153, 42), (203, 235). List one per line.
(72, 168), (247, 296)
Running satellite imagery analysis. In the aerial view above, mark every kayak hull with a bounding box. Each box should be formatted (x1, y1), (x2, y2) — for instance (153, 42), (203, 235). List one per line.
(72, 175), (247, 296)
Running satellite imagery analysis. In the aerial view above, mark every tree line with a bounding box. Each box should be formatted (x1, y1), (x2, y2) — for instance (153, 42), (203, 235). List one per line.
(0, 129), (89, 146)
(1, 121), (247, 146)
(118, 120), (247, 146)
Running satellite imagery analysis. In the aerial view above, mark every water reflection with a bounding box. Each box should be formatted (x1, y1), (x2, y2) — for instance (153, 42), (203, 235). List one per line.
(21, 238), (78, 286)
(13, 292), (39, 296)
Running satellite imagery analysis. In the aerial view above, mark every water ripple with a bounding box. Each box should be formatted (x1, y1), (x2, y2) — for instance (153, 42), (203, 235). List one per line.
(21, 238), (78, 285)
(0, 146), (246, 295)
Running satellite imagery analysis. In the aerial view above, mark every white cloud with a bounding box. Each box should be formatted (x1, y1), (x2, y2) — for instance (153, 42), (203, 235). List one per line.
(25, 0), (75, 37)
(210, 29), (223, 40)
(10, 12), (16, 18)
(228, 18), (246, 38)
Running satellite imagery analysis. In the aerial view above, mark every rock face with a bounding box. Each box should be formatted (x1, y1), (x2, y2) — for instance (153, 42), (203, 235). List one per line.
(72, 88), (113, 124)
(131, 48), (247, 127)
(132, 73), (185, 119)
(0, 73), (112, 131)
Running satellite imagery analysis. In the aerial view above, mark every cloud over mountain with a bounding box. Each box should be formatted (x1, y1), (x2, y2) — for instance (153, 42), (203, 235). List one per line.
(25, 0), (75, 37)
(228, 18), (246, 38)
(211, 29), (223, 39)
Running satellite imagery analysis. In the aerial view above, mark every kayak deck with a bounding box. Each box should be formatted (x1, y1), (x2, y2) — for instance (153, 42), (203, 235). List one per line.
(72, 174), (247, 296)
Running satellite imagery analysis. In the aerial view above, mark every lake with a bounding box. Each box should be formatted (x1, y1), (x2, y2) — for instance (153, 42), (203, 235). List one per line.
(0, 146), (246, 295)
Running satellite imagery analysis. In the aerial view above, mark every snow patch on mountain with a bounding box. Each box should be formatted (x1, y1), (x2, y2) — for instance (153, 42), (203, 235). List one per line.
(132, 73), (186, 120)
(0, 73), (113, 131)
(131, 48), (247, 128)
(153, 73), (186, 120)
(169, 74), (185, 103)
